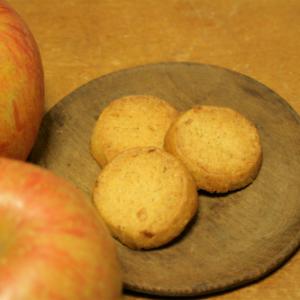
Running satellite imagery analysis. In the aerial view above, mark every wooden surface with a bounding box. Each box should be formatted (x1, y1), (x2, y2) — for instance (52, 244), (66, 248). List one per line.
(8, 1), (300, 299)
(30, 63), (300, 298)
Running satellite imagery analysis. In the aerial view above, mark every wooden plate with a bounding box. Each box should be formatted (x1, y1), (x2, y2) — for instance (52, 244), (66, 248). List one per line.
(29, 63), (300, 297)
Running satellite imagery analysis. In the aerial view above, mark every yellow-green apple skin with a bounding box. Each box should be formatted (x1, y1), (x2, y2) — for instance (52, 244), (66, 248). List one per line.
(0, 158), (122, 300)
(0, 1), (44, 160)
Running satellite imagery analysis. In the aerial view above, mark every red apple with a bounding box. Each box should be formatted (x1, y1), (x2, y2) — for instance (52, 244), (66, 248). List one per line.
(0, 0), (44, 160)
(0, 157), (122, 299)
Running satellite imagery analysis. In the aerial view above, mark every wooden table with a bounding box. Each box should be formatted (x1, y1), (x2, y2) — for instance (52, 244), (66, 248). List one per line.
(9, 1), (300, 299)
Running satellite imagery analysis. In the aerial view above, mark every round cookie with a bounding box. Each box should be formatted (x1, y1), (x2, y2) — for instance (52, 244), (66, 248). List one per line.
(93, 147), (198, 250)
(164, 105), (262, 193)
(91, 95), (179, 167)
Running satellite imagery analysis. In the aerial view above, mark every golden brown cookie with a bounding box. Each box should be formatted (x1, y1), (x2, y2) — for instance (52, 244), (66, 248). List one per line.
(93, 147), (198, 250)
(164, 105), (262, 193)
(91, 95), (179, 167)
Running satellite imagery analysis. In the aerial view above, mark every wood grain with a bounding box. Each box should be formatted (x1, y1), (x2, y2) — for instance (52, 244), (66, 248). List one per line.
(29, 63), (300, 297)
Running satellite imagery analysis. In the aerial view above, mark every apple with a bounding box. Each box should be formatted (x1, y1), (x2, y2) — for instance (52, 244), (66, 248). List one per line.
(0, 0), (44, 160)
(0, 157), (122, 299)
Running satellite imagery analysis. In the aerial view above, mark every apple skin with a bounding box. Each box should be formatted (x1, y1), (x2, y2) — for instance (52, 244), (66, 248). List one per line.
(0, 157), (122, 300)
(0, 0), (44, 160)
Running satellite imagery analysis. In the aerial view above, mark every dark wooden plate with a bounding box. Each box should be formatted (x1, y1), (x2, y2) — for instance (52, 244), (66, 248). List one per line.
(29, 63), (300, 297)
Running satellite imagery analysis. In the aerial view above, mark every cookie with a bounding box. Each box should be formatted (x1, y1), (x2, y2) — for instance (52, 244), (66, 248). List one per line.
(93, 147), (198, 250)
(91, 95), (179, 167)
(164, 105), (262, 193)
